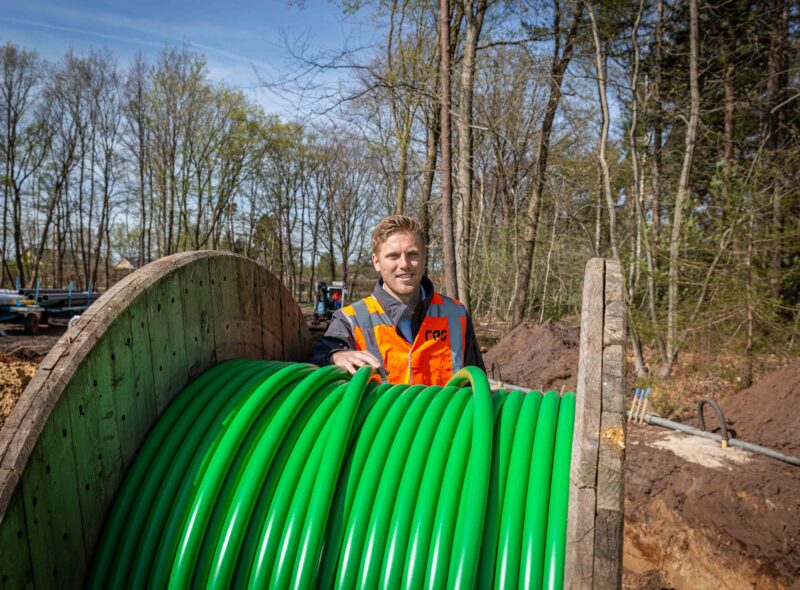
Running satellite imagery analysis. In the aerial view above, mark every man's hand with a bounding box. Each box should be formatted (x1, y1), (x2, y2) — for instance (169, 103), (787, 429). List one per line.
(331, 350), (382, 375)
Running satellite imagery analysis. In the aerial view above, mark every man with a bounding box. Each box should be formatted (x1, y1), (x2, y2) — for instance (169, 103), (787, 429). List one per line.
(309, 215), (484, 385)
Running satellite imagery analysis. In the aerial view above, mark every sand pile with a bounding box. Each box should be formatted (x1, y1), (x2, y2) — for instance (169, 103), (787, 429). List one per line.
(484, 320), (579, 392)
(0, 352), (37, 429)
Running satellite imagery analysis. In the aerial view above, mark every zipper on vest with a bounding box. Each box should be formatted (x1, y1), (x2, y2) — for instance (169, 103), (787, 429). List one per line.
(407, 349), (413, 385)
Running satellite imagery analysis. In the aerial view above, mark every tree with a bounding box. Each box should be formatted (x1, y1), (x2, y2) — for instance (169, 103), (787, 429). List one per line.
(664, 0), (700, 375)
(0, 44), (48, 286)
(454, 0), (489, 312)
(439, 0), (459, 299)
(511, 0), (584, 326)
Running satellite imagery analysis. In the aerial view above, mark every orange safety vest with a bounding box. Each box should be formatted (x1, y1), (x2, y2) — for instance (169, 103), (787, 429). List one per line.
(342, 293), (467, 386)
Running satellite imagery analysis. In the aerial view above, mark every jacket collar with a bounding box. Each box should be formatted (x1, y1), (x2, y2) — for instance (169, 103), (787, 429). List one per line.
(372, 276), (435, 325)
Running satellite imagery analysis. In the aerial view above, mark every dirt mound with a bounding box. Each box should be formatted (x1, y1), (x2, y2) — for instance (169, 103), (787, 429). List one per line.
(484, 320), (579, 392)
(721, 359), (800, 454)
(0, 352), (37, 429)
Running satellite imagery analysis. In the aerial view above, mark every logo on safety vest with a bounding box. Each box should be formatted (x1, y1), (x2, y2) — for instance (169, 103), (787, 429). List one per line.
(425, 329), (447, 342)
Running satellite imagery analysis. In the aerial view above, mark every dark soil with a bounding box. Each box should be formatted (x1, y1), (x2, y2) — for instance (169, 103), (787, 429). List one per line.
(625, 425), (800, 589)
(719, 359), (800, 454)
(0, 322), (65, 360)
(482, 320), (579, 392)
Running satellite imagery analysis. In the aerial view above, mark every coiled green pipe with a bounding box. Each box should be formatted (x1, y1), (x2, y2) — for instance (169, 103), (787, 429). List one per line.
(87, 360), (575, 589)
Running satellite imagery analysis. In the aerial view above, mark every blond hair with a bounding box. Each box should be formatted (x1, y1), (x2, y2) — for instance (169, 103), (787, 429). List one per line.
(371, 215), (425, 255)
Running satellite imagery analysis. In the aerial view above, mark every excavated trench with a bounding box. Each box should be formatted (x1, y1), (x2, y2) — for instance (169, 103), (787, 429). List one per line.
(486, 324), (800, 590)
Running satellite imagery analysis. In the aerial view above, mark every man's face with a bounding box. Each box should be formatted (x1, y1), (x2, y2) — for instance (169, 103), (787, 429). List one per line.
(372, 231), (425, 304)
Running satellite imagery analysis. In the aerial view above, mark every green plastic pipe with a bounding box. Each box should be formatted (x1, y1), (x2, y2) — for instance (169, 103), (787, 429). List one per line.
(88, 362), (577, 589)
(543, 392), (576, 589)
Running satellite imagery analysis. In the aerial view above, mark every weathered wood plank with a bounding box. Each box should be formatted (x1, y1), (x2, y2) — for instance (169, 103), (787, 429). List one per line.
(566, 487), (596, 589)
(124, 295), (158, 443)
(180, 257), (216, 379)
(565, 257), (605, 589)
(572, 258), (605, 486)
(105, 307), (146, 471)
(258, 265), (284, 361)
(65, 350), (123, 561)
(594, 258), (626, 589)
(236, 256), (264, 360)
(281, 283), (299, 361)
(601, 344), (626, 416)
(602, 259), (626, 349)
(145, 271), (189, 414)
(595, 411), (625, 514)
(209, 255), (245, 362)
(592, 509), (624, 587)
(0, 486), (33, 589)
(280, 282), (311, 362)
(22, 397), (86, 588)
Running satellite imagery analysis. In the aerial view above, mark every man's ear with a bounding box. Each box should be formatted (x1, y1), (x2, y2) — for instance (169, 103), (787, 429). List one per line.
(371, 252), (380, 272)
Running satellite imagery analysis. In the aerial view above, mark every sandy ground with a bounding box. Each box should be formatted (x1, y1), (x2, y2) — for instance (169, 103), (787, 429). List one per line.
(625, 424), (800, 589)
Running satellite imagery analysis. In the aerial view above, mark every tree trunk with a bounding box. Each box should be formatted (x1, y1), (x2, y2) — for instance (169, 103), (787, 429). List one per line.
(439, 0), (458, 298)
(744, 211), (754, 388)
(589, 0), (646, 375)
(454, 0), (487, 312)
(768, 0), (789, 298)
(419, 104), (440, 276)
(664, 0), (700, 375)
(651, 0), (664, 252)
(723, 42), (735, 166)
(539, 200), (558, 323)
(511, 0), (583, 327)
(588, 2), (618, 260)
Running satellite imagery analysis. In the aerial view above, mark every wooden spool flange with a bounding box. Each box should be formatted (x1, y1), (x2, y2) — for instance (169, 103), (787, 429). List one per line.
(0, 251), (310, 588)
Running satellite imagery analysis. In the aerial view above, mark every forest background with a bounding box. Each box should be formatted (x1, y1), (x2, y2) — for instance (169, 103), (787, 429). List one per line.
(1, 0), (798, 381)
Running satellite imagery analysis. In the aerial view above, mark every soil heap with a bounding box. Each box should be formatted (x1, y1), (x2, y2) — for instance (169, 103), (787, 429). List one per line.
(483, 320), (579, 392)
(721, 358), (800, 454)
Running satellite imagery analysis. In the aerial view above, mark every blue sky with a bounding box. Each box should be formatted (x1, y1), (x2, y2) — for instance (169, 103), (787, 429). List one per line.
(0, 0), (370, 115)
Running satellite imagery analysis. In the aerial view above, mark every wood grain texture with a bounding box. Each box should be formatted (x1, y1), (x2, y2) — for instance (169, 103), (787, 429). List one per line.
(594, 259), (626, 588)
(280, 280), (312, 362)
(592, 509), (624, 587)
(565, 257), (605, 588)
(145, 270), (189, 414)
(0, 251), (310, 588)
(22, 397), (86, 588)
(237, 256), (265, 360)
(180, 256), (216, 379)
(258, 265), (284, 361)
(208, 255), (245, 362)
(566, 257), (627, 589)
(0, 487), (32, 589)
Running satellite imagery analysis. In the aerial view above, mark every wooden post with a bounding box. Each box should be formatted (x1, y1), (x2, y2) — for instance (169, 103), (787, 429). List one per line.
(565, 258), (627, 589)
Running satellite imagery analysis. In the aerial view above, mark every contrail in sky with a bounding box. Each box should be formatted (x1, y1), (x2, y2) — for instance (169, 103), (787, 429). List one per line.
(0, 15), (274, 70)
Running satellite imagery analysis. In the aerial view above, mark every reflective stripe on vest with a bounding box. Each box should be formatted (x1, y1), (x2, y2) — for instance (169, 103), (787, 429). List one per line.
(344, 293), (465, 385)
(350, 299), (388, 376)
(426, 297), (466, 376)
